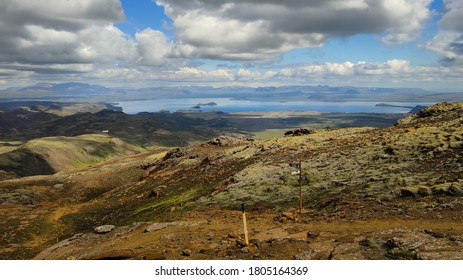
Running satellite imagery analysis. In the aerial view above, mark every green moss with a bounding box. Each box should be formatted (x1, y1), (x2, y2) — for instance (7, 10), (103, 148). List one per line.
(385, 247), (417, 260)
(253, 129), (288, 139)
(134, 187), (199, 215)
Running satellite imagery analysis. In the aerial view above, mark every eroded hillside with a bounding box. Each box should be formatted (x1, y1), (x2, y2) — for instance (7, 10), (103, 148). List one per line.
(1, 102), (462, 260)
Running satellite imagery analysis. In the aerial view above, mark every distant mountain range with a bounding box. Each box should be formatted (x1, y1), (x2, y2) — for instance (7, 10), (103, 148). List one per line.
(5, 82), (113, 95)
(1, 82), (461, 103)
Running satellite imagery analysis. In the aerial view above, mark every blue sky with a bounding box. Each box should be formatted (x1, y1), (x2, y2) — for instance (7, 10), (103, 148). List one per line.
(0, 0), (462, 92)
(117, 0), (173, 39)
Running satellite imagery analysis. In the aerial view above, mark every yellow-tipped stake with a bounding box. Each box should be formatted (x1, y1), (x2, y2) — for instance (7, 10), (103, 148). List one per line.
(241, 203), (250, 246)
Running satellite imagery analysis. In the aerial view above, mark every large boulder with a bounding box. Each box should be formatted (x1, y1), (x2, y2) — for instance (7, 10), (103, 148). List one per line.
(94, 225), (116, 234)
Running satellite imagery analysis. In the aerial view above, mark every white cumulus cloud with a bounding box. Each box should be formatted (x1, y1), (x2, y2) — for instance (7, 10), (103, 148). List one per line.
(426, 0), (463, 65)
(157, 0), (432, 60)
(0, 0), (174, 76)
(136, 29), (172, 65)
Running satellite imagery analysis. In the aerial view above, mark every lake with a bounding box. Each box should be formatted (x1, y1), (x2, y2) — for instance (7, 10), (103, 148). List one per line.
(116, 98), (431, 114)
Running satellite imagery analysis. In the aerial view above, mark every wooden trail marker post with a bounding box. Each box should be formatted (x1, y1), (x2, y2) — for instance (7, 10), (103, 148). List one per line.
(290, 161), (305, 213)
(241, 203), (249, 246)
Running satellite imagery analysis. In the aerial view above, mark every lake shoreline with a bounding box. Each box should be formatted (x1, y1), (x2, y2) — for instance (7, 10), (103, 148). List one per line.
(116, 98), (432, 115)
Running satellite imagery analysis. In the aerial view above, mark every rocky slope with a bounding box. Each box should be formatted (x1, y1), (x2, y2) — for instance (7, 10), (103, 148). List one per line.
(1, 102), (462, 260)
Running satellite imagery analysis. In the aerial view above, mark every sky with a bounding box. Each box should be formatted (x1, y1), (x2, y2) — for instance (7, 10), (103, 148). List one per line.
(0, 0), (462, 92)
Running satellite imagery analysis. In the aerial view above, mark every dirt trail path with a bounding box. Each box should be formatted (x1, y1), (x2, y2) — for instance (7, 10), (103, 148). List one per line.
(33, 209), (463, 260)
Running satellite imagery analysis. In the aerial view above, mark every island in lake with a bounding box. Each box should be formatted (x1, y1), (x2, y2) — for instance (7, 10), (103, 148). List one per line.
(191, 102), (218, 109)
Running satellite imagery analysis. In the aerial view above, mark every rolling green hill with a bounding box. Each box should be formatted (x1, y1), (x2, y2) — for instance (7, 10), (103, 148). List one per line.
(0, 134), (143, 179)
